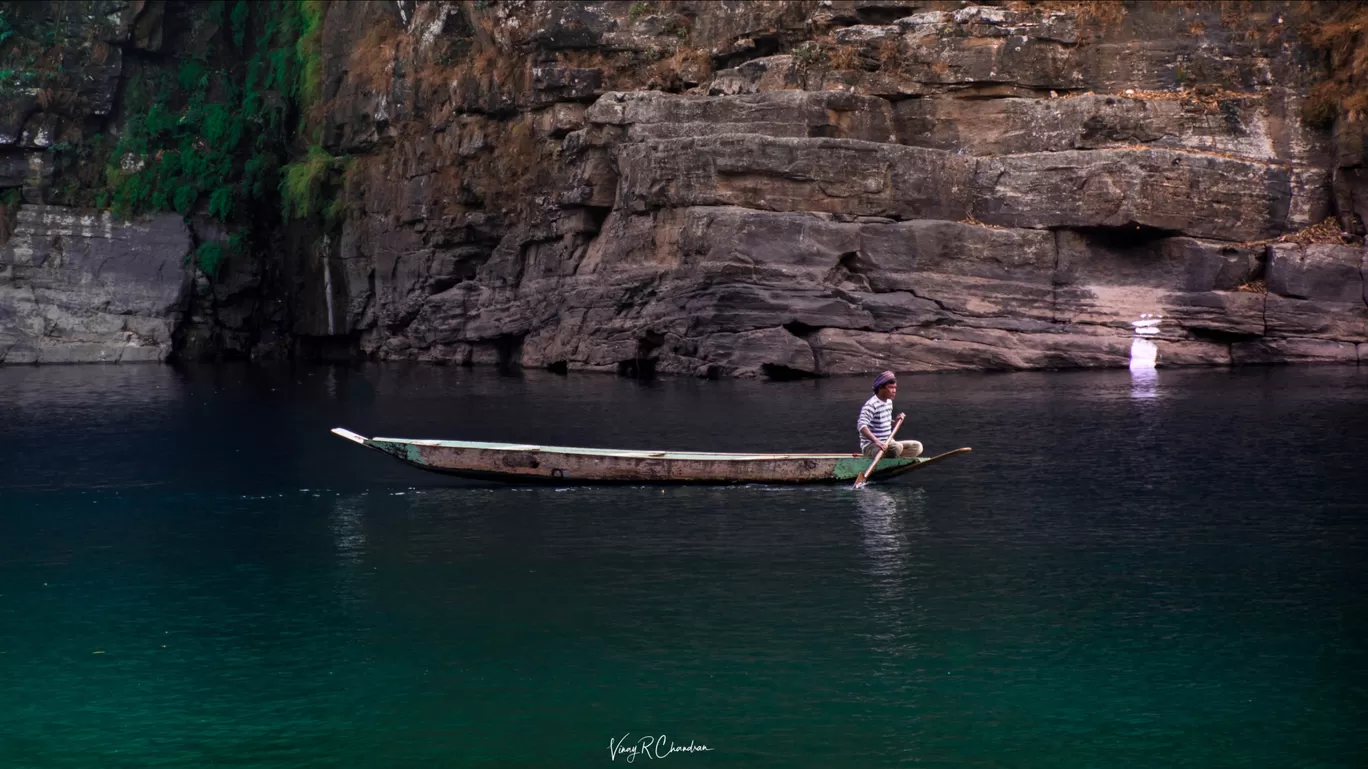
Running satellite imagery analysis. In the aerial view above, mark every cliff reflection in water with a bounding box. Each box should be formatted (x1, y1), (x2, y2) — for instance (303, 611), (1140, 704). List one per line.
(1130, 367), (1159, 400)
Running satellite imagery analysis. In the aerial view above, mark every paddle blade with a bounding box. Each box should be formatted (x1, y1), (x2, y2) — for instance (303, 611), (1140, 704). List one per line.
(852, 457), (878, 489)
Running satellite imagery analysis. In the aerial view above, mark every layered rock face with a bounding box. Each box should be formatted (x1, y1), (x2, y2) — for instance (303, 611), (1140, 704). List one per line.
(2, 0), (1365, 373)
(0, 206), (190, 363)
(315, 0), (1367, 376)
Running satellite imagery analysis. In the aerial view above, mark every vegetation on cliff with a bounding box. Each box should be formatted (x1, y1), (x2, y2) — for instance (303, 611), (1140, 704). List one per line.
(1, 0), (336, 278)
(280, 143), (346, 225)
(103, 0), (332, 276)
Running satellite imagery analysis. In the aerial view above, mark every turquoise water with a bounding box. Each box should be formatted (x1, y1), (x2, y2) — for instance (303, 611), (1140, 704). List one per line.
(1, 364), (1365, 767)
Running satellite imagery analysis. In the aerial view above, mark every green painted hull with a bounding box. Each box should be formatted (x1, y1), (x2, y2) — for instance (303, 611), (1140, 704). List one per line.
(332, 428), (971, 486)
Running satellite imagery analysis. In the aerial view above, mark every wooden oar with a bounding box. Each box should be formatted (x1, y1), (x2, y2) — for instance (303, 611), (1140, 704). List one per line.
(854, 415), (904, 489)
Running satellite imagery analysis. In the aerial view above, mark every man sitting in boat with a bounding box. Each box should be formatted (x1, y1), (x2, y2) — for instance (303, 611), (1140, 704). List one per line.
(857, 371), (923, 460)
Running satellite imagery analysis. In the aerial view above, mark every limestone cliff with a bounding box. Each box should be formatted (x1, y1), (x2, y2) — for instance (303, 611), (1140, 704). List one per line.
(2, 0), (1366, 374)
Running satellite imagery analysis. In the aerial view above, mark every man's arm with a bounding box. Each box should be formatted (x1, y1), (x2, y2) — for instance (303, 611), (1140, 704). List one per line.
(857, 404), (884, 449)
(861, 425), (883, 448)
(860, 412), (905, 450)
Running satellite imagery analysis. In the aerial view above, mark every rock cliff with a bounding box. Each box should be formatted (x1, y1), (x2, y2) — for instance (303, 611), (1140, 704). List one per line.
(0, 206), (189, 362)
(1, 0), (1365, 375)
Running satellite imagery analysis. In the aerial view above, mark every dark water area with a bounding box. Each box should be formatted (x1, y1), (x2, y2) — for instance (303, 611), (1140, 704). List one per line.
(1, 363), (1365, 768)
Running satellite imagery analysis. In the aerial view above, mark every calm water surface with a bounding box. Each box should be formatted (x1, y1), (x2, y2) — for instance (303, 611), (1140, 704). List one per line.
(0, 363), (1365, 768)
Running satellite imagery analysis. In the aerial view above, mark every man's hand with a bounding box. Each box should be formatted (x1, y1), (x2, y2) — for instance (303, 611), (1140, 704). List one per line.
(896, 412), (905, 422)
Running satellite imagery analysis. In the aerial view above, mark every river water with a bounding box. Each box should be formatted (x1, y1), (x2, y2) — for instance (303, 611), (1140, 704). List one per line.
(1, 363), (1365, 768)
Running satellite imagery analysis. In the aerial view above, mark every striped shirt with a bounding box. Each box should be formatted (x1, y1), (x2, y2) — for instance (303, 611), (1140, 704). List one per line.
(857, 395), (893, 450)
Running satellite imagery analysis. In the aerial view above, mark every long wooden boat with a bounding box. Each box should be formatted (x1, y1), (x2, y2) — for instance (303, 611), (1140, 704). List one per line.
(331, 427), (971, 485)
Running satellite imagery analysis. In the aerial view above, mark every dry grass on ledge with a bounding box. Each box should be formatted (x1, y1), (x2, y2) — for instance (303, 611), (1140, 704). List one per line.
(1240, 217), (1360, 249)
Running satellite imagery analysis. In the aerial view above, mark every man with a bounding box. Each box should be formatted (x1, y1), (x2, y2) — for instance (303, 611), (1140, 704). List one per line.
(857, 370), (923, 460)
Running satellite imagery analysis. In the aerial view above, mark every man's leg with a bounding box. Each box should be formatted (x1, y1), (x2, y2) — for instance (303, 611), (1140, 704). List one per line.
(863, 442), (897, 458)
(864, 441), (920, 459)
(896, 440), (923, 459)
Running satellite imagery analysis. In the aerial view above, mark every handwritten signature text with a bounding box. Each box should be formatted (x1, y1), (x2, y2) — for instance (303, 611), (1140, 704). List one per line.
(609, 733), (713, 762)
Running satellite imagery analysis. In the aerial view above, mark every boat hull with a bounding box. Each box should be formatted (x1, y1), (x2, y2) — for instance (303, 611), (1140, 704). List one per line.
(333, 428), (971, 486)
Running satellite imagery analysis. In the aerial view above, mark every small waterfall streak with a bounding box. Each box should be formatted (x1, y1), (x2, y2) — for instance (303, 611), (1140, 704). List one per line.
(1130, 314), (1161, 399)
(1129, 315), (1161, 371)
(323, 252), (336, 336)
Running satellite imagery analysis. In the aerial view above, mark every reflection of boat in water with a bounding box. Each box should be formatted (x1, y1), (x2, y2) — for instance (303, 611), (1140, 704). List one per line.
(856, 489), (929, 579)
(856, 489), (905, 574)
(332, 428), (971, 486)
(855, 488), (929, 659)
